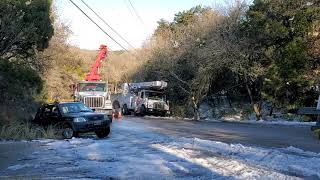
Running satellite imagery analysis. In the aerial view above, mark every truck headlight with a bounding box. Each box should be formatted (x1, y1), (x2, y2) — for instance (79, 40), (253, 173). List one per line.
(73, 117), (87, 123)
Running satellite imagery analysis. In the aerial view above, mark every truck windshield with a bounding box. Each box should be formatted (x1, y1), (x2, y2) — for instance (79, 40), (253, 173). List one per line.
(79, 83), (106, 92)
(60, 103), (93, 114)
(145, 91), (165, 100)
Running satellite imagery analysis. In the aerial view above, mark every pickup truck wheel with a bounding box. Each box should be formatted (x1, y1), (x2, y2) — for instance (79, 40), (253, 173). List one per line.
(95, 127), (110, 138)
(62, 125), (74, 139)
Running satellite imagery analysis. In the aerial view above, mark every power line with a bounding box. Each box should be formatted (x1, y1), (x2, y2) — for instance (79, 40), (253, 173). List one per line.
(79, 0), (135, 49)
(124, 0), (136, 21)
(127, 0), (145, 25)
(68, 0), (130, 53)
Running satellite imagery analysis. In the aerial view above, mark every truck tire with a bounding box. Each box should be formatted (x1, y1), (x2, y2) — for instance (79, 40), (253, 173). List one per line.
(140, 105), (146, 117)
(113, 100), (120, 109)
(95, 127), (110, 138)
(62, 124), (74, 139)
(160, 112), (167, 117)
(122, 104), (129, 115)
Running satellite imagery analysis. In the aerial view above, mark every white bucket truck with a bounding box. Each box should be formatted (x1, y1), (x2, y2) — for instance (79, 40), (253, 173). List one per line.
(111, 81), (170, 116)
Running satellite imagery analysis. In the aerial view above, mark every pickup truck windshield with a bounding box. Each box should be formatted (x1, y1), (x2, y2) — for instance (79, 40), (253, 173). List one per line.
(79, 83), (106, 92)
(145, 91), (165, 100)
(60, 103), (93, 114)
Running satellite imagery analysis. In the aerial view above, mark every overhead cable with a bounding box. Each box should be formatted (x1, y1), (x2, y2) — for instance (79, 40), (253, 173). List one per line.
(80, 0), (135, 49)
(69, 0), (130, 52)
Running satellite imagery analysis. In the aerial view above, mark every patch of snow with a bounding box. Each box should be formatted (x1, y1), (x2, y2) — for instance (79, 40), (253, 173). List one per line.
(221, 115), (242, 121)
(205, 116), (316, 126)
(7, 163), (39, 170)
(246, 119), (316, 126)
(145, 115), (193, 121)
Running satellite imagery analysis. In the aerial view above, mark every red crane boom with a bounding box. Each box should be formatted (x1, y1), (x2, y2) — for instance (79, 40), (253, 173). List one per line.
(85, 44), (108, 81)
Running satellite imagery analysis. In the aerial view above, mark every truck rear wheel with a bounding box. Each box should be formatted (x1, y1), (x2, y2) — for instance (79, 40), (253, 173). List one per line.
(122, 104), (130, 115)
(140, 105), (146, 117)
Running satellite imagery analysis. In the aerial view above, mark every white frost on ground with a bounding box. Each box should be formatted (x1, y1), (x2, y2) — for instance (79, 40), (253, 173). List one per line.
(7, 163), (39, 170)
(145, 115), (193, 121)
(215, 117), (316, 126)
(2, 120), (320, 179)
(199, 103), (317, 126)
(153, 138), (320, 178)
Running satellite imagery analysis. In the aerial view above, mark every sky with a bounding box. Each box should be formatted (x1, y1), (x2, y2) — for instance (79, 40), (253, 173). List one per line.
(55, 0), (222, 51)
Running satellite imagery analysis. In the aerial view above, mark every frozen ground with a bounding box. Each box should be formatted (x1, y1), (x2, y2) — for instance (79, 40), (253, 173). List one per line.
(216, 117), (317, 126)
(1, 118), (320, 179)
(199, 103), (317, 127)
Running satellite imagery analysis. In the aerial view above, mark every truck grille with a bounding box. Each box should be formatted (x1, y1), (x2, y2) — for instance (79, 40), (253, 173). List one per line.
(87, 115), (104, 121)
(83, 97), (104, 108)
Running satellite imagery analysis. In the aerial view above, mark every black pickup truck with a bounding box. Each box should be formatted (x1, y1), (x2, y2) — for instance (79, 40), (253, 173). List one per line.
(33, 102), (112, 139)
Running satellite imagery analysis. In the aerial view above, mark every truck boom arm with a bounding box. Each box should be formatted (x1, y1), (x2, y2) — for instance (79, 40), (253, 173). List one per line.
(126, 81), (167, 92)
(85, 44), (108, 81)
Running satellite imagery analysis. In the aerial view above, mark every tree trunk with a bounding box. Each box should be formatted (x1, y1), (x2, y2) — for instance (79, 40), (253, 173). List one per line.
(245, 82), (253, 104)
(193, 108), (200, 121)
(191, 96), (200, 121)
(253, 103), (262, 120)
(269, 104), (274, 117)
(245, 82), (262, 120)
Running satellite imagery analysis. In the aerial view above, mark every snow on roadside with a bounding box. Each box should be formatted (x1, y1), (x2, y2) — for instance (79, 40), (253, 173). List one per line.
(223, 118), (316, 126)
(204, 116), (316, 127)
(145, 115), (193, 121)
(199, 103), (317, 126)
(147, 111), (315, 127)
(153, 138), (320, 178)
(250, 119), (315, 126)
(7, 163), (39, 170)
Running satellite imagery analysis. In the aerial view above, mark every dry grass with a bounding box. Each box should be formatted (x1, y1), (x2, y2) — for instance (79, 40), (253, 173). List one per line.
(0, 120), (59, 140)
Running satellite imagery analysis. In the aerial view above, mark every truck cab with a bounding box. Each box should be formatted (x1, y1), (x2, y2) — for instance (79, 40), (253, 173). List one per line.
(73, 81), (112, 116)
(135, 90), (169, 116)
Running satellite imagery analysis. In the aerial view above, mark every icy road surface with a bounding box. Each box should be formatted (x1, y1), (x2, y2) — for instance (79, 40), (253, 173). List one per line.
(1, 117), (320, 179)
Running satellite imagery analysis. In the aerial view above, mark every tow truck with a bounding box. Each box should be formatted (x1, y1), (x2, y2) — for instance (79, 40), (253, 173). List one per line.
(72, 45), (112, 117)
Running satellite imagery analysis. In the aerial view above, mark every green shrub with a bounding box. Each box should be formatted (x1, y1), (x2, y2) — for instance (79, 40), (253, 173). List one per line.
(0, 59), (44, 103)
(283, 113), (296, 121)
(171, 105), (188, 118)
(219, 109), (238, 117)
(301, 115), (312, 122)
(241, 105), (254, 119)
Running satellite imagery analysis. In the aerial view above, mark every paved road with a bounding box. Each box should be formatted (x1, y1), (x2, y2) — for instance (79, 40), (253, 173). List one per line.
(128, 116), (320, 153)
(0, 142), (42, 170)
(1, 117), (319, 179)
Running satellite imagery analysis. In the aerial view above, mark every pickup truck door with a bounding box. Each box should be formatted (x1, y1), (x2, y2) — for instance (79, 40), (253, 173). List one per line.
(50, 106), (61, 125)
(42, 105), (60, 126)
